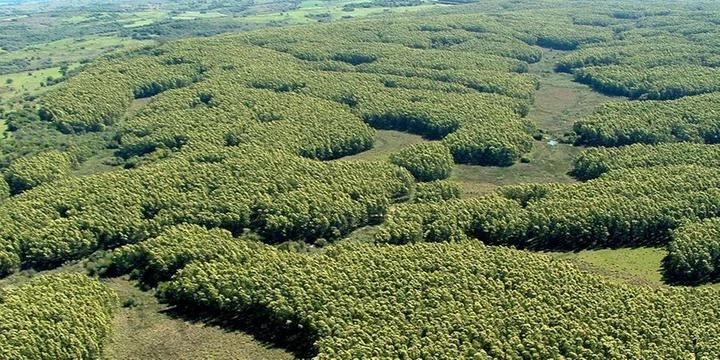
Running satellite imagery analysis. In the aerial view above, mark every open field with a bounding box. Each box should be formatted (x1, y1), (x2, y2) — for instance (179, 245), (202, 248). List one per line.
(452, 141), (580, 197)
(105, 277), (293, 360)
(337, 130), (427, 162)
(550, 247), (667, 287)
(0, 36), (154, 74)
(0, 66), (66, 103)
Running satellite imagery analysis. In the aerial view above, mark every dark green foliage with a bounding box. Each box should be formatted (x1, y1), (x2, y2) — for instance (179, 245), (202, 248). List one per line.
(0, 273), (117, 359)
(0, 107), (110, 171)
(666, 218), (720, 284)
(331, 52), (378, 65)
(390, 143), (454, 181)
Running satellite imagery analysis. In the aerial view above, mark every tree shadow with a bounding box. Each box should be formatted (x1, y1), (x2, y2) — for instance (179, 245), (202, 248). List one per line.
(659, 253), (720, 287)
(161, 304), (319, 360)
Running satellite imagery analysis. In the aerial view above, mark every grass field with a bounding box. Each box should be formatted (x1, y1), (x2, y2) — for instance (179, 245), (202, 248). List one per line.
(550, 247), (667, 287)
(526, 50), (624, 137)
(550, 247), (720, 290)
(105, 277), (293, 360)
(0, 36), (155, 75)
(120, 11), (168, 28)
(337, 130), (427, 162)
(452, 141), (580, 197)
(0, 66), (64, 101)
(172, 11), (228, 20)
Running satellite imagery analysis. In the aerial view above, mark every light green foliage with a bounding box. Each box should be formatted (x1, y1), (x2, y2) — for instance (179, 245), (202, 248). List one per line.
(1, 11), (573, 273)
(390, 142), (454, 181)
(4, 150), (73, 194)
(413, 180), (462, 203)
(557, 41), (720, 72)
(553, 10), (720, 100)
(39, 55), (201, 133)
(666, 218), (720, 284)
(377, 194), (524, 244)
(0, 148), (412, 272)
(111, 224), (274, 285)
(0, 273), (118, 359)
(38, 21), (540, 165)
(0, 177), (8, 201)
(152, 235), (720, 359)
(572, 143), (720, 180)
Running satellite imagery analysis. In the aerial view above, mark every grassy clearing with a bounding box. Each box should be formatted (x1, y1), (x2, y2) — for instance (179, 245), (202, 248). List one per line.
(104, 277), (294, 360)
(551, 247), (720, 290)
(337, 129), (427, 162)
(73, 97), (153, 176)
(527, 49), (623, 137)
(549, 247), (667, 287)
(172, 11), (228, 20)
(517, 51), (681, 290)
(452, 141), (579, 197)
(73, 149), (120, 176)
(119, 10), (168, 28)
(0, 66), (63, 100)
(447, 49), (623, 197)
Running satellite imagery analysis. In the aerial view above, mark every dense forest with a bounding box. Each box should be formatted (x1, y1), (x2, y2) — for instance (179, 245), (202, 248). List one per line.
(3, 0), (720, 358)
